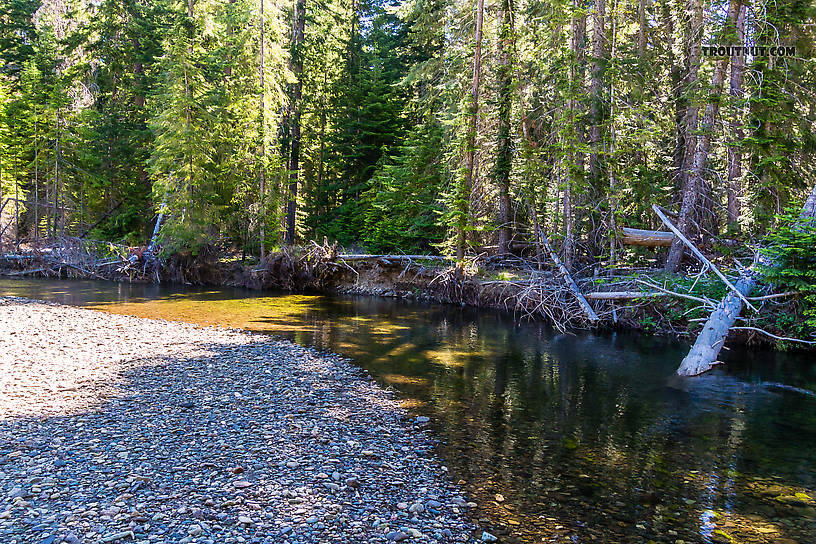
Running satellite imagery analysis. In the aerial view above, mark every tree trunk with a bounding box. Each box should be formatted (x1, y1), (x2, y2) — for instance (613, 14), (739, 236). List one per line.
(677, 182), (816, 376)
(564, 4), (585, 270)
(286, 0), (305, 245)
(676, 272), (757, 376)
(637, 0), (647, 58)
(495, 0), (514, 254)
(675, 0), (703, 197)
(186, 0), (195, 201)
(607, 0), (618, 274)
(589, 0), (605, 188)
(726, 4), (746, 229)
(34, 116), (38, 243)
(622, 227), (673, 247)
(666, 0), (740, 273)
(53, 111), (60, 238)
(662, 0), (683, 186)
(259, 0), (267, 260)
(458, 0), (484, 259)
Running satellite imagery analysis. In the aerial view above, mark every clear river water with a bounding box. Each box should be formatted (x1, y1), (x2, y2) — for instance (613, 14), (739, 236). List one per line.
(1, 277), (815, 544)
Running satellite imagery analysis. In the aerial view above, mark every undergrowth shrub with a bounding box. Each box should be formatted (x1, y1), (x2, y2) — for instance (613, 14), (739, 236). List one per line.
(760, 209), (816, 337)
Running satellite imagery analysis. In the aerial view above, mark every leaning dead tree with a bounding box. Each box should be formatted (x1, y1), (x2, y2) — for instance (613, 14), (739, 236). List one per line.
(675, 184), (816, 376)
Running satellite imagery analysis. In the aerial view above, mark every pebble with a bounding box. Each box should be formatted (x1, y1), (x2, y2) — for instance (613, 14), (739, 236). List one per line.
(0, 298), (476, 543)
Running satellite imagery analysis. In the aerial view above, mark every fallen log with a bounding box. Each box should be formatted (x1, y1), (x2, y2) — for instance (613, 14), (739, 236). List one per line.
(676, 184), (816, 376)
(585, 290), (668, 300)
(676, 271), (758, 376)
(622, 227), (674, 247)
(5, 268), (47, 276)
(337, 254), (453, 262)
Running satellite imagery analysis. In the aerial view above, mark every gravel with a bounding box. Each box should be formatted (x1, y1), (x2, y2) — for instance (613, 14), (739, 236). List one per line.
(0, 297), (477, 543)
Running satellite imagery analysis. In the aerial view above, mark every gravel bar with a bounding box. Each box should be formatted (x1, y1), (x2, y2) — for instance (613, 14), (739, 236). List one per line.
(0, 297), (478, 543)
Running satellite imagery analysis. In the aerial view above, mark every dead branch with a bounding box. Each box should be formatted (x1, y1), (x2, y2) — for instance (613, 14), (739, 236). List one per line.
(731, 326), (816, 345)
(652, 204), (758, 312)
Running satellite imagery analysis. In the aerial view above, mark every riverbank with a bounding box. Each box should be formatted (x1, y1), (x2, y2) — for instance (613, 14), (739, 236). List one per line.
(0, 297), (478, 543)
(2, 241), (810, 350)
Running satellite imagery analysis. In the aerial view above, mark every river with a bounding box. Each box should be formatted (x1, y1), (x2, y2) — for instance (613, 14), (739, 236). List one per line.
(2, 277), (815, 544)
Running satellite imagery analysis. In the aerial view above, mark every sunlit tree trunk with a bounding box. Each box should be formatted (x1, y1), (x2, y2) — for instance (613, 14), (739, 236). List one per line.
(677, 0), (703, 194)
(607, 0), (618, 274)
(258, 0), (266, 262)
(186, 0), (195, 203)
(259, 0), (267, 260)
(564, 4), (585, 270)
(662, 0), (684, 186)
(458, 0), (484, 259)
(637, 0), (647, 58)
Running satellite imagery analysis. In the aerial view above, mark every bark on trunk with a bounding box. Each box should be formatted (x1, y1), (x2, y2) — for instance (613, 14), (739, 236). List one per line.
(458, 0), (484, 259)
(637, 0), (647, 58)
(495, 0), (513, 254)
(564, 4), (585, 270)
(607, 0), (618, 274)
(666, 0), (740, 273)
(663, 0), (683, 186)
(286, 0), (305, 246)
(589, 0), (605, 188)
(676, 0), (704, 194)
(726, 4), (746, 228)
(185, 0), (195, 205)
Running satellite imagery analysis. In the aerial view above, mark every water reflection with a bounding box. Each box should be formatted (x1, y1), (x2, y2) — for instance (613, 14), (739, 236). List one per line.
(1, 278), (815, 543)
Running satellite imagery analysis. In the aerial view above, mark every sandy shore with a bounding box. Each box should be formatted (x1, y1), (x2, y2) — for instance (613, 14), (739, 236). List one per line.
(0, 297), (477, 543)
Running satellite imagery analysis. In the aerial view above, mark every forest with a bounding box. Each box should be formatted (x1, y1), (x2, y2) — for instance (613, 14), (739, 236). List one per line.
(0, 0), (815, 295)
(2, 3), (816, 542)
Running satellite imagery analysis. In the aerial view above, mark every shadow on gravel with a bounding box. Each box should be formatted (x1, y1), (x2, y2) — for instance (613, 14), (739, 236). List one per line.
(0, 338), (472, 543)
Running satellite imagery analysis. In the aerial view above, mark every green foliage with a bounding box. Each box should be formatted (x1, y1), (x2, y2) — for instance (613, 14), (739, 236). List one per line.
(0, 0), (814, 273)
(760, 210), (816, 334)
(308, 0), (411, 246)
(362, 115), (445, 252)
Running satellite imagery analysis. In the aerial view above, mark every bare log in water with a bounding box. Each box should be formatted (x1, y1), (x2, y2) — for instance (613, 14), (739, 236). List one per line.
(676, 184), (816, 376)
(676, 271), (758, 376)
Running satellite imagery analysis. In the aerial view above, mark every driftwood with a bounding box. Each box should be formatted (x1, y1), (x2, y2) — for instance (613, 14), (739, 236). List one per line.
(534, 227), (599, 323)
(6, 267), (47, 276)
(337, 254), (453, 262)
(622, 227), (674, 247)
(585, 290), (668, 300)
(676, 185), (816, 376)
